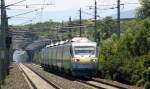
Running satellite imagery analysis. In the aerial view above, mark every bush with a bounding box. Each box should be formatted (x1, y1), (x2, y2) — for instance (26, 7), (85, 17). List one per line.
(98, 18), (150, 86)
(144, 82), (150, 89)
(143, 68), (150, 82)
(136, 79), (145, 87)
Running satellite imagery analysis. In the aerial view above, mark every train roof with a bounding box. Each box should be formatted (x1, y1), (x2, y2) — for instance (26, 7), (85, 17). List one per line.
(59, 41), (65, 45)
(71, 37), (90, 42)
(72, 41), (96, 46)
(71, 37), (96, 46)
(44, 37), (96, 48)
(54, 42), (59, 46)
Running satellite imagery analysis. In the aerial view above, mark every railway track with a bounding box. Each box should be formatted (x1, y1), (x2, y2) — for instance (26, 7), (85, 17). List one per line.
(91, 78), (137, 89)
(24, 63), (135, 89)
(76, 79), (119, 89)
(18, 64), (61, 89)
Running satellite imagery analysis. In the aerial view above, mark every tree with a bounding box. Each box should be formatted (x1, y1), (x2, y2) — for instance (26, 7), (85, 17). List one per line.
(99, 18), (150, 85)
(137, 0), (150, 19)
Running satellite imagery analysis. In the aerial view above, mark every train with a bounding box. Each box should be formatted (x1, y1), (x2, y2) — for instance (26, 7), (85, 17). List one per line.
(39, 37), (98, 77)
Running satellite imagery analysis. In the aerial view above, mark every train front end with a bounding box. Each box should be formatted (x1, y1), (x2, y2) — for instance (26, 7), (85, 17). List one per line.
(71, 40), (98, 77)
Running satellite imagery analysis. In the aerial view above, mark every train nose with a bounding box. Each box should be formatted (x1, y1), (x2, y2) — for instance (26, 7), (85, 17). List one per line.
(72, 58), (98, 68)
(71, 59), (98, 76)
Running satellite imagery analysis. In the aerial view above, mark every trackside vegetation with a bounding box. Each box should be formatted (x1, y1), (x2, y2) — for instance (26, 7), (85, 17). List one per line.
(98, 18), (150, 88)
(97, 0), (150, 88)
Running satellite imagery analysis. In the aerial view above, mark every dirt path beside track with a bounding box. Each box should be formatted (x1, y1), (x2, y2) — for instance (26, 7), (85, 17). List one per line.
(1, 64), (30, 89)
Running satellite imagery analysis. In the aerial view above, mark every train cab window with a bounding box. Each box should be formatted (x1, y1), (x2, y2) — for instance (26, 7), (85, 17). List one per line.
(74, 46), (96, 55)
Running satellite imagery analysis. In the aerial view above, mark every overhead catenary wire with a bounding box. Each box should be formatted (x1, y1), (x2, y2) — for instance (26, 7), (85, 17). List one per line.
(83, 2), (139, 22)
(8, 9), (39, 19)
(81, 11), (101, 19)
(75, 0), (140, 40)
(28, 25), (94, 31)
(7, 0), (139, 26)
(6, 0), (54, 25)
(97, 2), (139, 7)
(9, 16), (35, 20)
(7, 3), (54, 7)
(40, 0), (46, 20)
(16, 20), (33, 26)
(1, 0), (26, 8)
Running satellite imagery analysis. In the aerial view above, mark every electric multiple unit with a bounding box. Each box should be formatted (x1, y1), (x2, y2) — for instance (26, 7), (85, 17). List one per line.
(41, 37), (98, 77)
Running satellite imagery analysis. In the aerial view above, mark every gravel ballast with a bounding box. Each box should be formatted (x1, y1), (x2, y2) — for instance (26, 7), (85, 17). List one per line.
(1, 64), (30, 89)
(26, 64), (96, 89)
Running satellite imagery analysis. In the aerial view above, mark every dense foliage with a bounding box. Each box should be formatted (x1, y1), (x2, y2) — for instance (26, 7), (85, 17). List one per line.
(137, 0), (150, 19)
(98, 18), (150, 88)
(97, 1), (150, 88)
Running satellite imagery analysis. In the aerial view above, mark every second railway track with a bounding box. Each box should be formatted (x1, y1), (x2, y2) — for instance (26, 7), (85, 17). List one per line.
(25, 63), (134, 89)
(19, 64), (61, 89)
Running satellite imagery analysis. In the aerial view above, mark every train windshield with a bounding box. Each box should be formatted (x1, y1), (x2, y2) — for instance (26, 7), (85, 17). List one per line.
(74, 46), (95, 55)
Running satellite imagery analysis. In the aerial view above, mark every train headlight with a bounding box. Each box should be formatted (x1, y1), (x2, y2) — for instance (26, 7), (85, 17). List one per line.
(74, 59), (80, 62)
(91, 59), (96, 62)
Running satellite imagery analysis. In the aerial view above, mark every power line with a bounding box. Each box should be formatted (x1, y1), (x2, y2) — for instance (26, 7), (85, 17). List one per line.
(34, 25), (94, 30)
(8, 9), (39, 19)
(9, 17), (35, 20)
(8, 3), (54, 7)
(97, 2), (139, 7)
(6, 0), (54, 25)
(81, 11), (101, 19)
(61, 25), (94, 29)
(6, 0), (26, 7)
(0, 0), (26, 8)
(124, 2), (139, 5)
(97, 4), (125, 11)
(17, 20), (33, 25)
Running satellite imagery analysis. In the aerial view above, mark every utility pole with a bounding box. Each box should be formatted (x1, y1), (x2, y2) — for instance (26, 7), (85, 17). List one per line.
(79, 8), (82, 37)
(69, 17), (72, 39)
(117, 0), (121, 37)
(61, 21), (64, 40)
(1, 0), (11, 86)
(57, 28), (59, 41)
(1, 0), (7, 85)
(94, 0), (97, 42)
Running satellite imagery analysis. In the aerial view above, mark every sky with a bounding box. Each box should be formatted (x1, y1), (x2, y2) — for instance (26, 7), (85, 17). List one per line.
(5, 0), (140, 25)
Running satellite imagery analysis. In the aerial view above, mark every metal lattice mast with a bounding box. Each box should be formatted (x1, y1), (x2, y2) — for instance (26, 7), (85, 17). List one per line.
(117, 0), (121, 37)
(94, 0), (97, 42)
